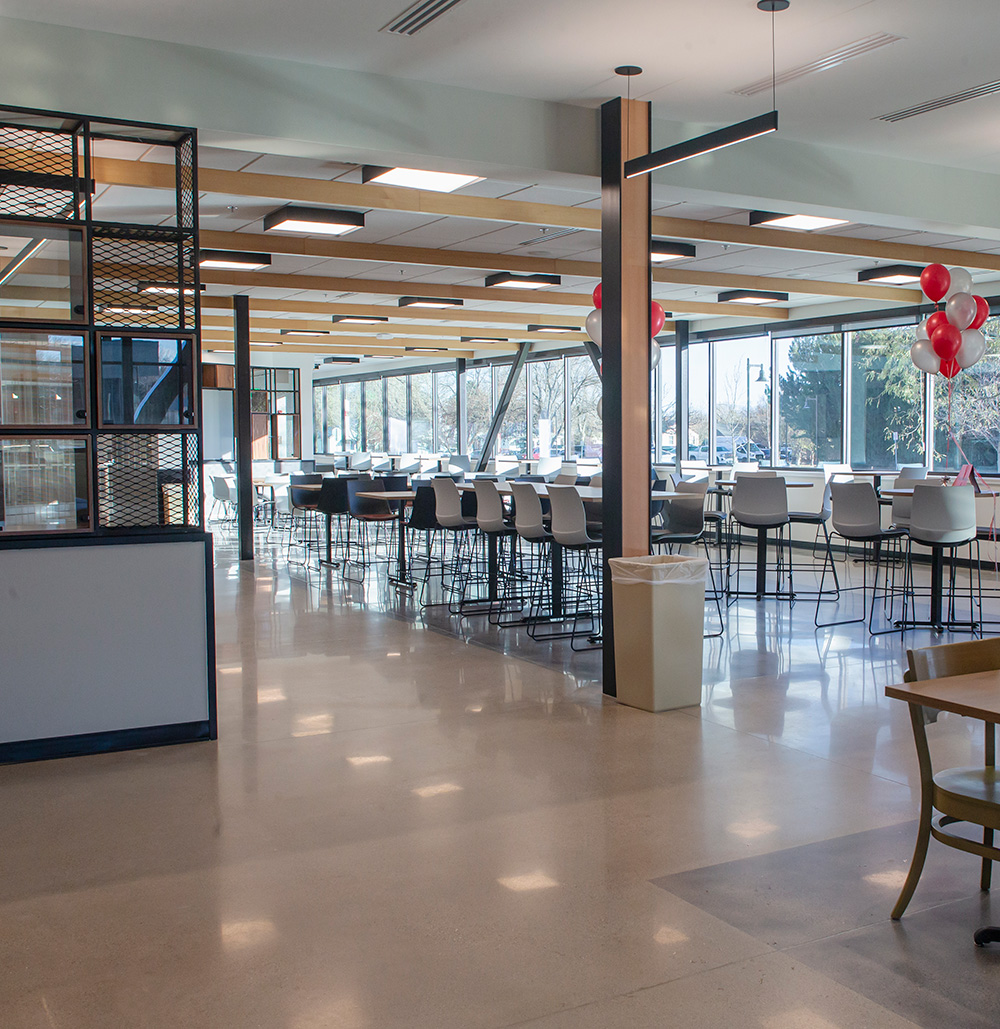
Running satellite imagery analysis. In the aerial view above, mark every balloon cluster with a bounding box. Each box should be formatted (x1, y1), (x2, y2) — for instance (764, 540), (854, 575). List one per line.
(910, 264), (989, 379)
(586, 283), (667, 373)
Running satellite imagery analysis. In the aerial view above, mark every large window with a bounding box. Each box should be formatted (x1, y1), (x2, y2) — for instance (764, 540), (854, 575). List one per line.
(934, 316), (1000, 473)
(713, 336), (771, 465)
(386, 376), (406, 452)
(364, 378), (385, 452)
(343, 381), (361, 450)
(567, 355), (601, 459)
(775, 334), (842, 467)
(248, 367), (299, 459)
(435, 370), (457, 452)
(657, 345), (675, 462)
(410, 372), (433, 451)
(530, 358), (565, 459)
(688, 343), (710, 460)
(496, 362), (527, 459)
(466, 365), (493, 460)
(849, 327), (924, 469)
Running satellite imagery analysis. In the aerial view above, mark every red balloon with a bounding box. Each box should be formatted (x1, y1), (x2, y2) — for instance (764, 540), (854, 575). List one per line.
(931, 323), (962, 360)
(940, 356), (960, 379)
(926, 310), (949, 337)
(650, 301), (666, 337)
(592, 283), (602, 309)
(920, 263), (951, 303)
(971, 295), (990, 331)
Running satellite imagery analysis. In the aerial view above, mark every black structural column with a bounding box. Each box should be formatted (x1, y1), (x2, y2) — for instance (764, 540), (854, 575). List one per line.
(233, 295), (254, 561)
(674, 321), (690, 464)
(601, 96), (652, 697)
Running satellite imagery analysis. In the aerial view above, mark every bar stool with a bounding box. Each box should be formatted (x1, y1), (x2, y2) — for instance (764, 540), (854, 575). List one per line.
(510, 481), (565, 641)
(407, 484), (445, 605)
(788, 477), (842, 600)
(431, 477), (481, 612)
(343, 477), (395, 578)
(547, 485), (603, 649)
(902, 484), (982, 634)
(727, 475), (793, 601)
(814, 481), (907, 632)
(288, 473), (323, 564)
(473, 479), (518, 624)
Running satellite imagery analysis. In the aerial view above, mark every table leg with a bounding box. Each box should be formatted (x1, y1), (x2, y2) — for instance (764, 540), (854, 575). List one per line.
(755, 527), (768, 599)
(551, 541), (563, 618)
(488, 532), (499, 603)
(397, 507), (408, 582)
(326, 513), (333, 565)
(930, 548), (944, 628)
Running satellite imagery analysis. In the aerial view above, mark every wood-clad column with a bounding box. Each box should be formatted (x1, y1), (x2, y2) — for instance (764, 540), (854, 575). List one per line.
(601, 97), (652, 697)
(233, 294), (254, 562)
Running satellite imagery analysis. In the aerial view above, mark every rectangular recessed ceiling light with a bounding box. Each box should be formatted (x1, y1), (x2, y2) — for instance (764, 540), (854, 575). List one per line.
(362, 165), (483, 192)
(199, 249), (271, 270)
(749, 211), (849, 231)
(251, 341), (281, 346)
(331, 315), (389, 325)
(137, 281), (205, 295)
(625, 110), (778, 178)
(484, 272), (561, 289)
(857, 264), (924, 285)
(461, 336), (508, 343)
(526, 323), (579, 333)
(717, 289), (789, 304)
(263, 205), (365, 236)
(280, 329), (332, 337)
(398, 296), (463, 308)
(405, 346), (447, 352)
(651, 240), (697, 262)
(97, 303), (161, 316)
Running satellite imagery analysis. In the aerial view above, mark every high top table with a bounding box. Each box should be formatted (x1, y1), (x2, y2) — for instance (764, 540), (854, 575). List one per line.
(356, 490), (415, 590)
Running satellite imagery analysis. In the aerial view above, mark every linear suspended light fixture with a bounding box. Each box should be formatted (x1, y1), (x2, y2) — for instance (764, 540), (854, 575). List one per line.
(97, 303), (162, 317)
(405, 346), (448, 353)
(718, 289), (788, 304)
(650, 239), (697, 262)
(398, 296), (463, 308)
(526, 323), (579, 333)
(199, 249), (271, 269)
(362, 166), (483, 192)
(749, 210), (848, 230)
(624, 111), (778, 179)
(137, 281), (205, 295)
(321, 356), (361, 364)
(280, 329), (333, 337)
(461, 335), (509, 343)
(857, 263), (924, 284)
(331, 315), (389, 324)
(484, 271), (561, 289)
(263, 205), (365, 235)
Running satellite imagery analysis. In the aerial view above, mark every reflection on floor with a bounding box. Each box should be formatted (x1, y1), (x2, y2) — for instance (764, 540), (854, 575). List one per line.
(2, 527), (999, 1028)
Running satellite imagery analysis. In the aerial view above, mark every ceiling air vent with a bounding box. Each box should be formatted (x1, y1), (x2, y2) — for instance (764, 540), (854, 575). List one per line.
(381, 0), (470, 36)
(877, 78), (1000, 122)
(732, 33), (903, 96)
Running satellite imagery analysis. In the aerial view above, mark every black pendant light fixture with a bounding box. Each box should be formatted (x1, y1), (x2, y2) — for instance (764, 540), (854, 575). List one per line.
(625, 1), (787, 179)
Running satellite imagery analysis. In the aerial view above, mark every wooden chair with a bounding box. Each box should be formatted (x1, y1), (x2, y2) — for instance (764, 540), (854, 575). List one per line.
(892, 637), (1000, 919)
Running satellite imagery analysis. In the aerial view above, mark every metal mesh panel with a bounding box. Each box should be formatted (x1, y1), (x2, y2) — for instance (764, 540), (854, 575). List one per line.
(177, 136), (196, 230)
(93, 229), (196, 330)
(0, 123), (79, 219)
(96, 432), (201, 528)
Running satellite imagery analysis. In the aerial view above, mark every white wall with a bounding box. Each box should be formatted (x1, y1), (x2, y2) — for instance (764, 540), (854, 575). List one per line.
(0, 541), (212, 744)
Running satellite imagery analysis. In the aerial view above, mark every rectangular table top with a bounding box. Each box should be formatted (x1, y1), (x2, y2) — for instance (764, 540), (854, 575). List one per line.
(356, 490), (415, 501)
(880, 487), (998, 497)
(886, 669), (1000, 723)
(455, 482), (679, 502)
(715, 479), (813, 488)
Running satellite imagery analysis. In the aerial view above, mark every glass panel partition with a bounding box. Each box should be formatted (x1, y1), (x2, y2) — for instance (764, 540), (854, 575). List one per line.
(775, 334), (842, 466)
(0, 224), (86, 323)
(99, 335), (194, 426)
(0, 331), (86, 426)
(0, 436), (89, 532)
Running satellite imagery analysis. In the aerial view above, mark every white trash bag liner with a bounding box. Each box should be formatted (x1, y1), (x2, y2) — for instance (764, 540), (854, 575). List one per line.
(609, 554), (708, 585)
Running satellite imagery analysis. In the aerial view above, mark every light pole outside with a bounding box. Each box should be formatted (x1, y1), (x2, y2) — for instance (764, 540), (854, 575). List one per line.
(746, 360), (766, 459)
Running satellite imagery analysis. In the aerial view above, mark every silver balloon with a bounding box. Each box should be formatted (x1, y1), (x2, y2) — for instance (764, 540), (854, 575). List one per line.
(945, 266), (973, 299)
(946, 291), (977, 331)
(650, 343), (661, 371)
(916, 317), (931, 341)
(910, 337), (941, 375)
(957, 328), (986, 369)
(585, 308), (602, 348)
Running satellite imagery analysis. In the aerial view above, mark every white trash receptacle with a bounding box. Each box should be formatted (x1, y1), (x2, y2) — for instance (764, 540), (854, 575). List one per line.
(609, 554), (707, 712)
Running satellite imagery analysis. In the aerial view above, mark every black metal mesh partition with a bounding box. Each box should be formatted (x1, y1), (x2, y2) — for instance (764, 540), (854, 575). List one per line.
(0, 104), (203, 537)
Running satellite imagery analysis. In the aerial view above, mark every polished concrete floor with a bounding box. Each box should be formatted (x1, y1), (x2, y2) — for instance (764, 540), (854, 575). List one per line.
(2, 528), (1000, 1027)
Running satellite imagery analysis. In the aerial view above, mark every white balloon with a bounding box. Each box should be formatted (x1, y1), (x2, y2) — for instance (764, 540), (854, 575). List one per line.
(916, 318), (931, 341)
(651, 343), (661, 371)
(585, 308), (602, 348)
(956, 328), (986, 369)
(945, 266), (973, 299)
(596, 397), (603, 420)
(946, 291), (977, 331)
(910, 337), (941, 375)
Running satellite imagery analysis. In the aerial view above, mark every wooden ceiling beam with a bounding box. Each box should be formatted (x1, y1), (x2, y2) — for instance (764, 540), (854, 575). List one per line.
(201, 337), (475, 358)
(93, 155), (1000, 272)
(201, 229), (922, 303)
(200, 269), (787, 319)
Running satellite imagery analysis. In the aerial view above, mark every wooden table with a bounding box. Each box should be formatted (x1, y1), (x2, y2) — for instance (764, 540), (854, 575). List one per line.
(356, 490), (416, 589)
